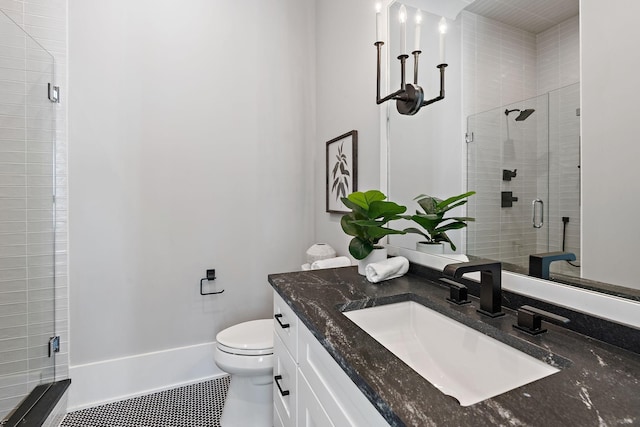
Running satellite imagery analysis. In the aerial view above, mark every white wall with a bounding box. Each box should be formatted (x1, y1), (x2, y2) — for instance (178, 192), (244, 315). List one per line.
(68, 0), (315, 385)
(314, 0), (381, 259)
(581, 1), (640, 289)
(386, 5), (466, 252)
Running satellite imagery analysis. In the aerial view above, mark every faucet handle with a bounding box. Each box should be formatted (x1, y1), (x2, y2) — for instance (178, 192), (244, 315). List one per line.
(440, 278), (471, 306)
(513, 305), (570, 335)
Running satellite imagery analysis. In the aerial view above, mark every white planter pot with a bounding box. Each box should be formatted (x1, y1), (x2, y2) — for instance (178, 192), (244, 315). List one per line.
(416, 242), (445, 254)
(357, 247), (388, 275)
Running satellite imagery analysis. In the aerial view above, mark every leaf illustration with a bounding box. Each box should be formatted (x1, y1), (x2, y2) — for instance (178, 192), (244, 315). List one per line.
(332, 161), (340, 178)
(332, 176), (339, 192)
(337, 182), (345, 200)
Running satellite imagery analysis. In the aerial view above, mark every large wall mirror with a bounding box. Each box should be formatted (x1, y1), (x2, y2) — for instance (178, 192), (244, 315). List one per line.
(383, 0), (640, 300)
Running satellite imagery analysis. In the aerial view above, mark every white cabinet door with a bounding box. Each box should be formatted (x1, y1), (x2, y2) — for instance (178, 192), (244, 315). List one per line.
(274, 333), (297, 427)
(274, 403), (286, 427)
(297, 372), (334, 427)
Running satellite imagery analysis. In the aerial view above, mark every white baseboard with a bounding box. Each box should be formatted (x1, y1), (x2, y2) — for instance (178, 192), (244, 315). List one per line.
(67, 342), (226, 411)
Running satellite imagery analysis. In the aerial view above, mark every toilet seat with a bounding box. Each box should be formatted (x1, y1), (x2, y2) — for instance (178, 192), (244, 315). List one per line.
(216, 319), (273, 356)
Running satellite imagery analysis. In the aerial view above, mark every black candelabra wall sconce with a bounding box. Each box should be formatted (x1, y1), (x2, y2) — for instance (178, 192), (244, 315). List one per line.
(375, 4), (448, 115)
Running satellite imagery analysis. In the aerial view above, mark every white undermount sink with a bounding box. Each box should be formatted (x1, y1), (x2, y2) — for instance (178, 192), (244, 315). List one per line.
(343, 301), (559, 406)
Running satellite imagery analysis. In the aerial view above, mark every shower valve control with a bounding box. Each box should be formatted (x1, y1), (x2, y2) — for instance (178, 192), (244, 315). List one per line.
(501, 191), (519, 208)
(502, 169), (517, 181)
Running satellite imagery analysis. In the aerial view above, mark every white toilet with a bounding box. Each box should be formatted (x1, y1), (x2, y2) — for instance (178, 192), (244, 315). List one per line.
(214, 319), (274, 427)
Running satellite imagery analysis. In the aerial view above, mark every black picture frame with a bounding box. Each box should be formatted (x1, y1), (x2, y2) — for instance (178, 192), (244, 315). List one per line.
(326, 130), (358, 213)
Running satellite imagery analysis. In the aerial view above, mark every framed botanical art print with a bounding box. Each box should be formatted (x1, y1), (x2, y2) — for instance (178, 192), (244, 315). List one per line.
(326, 130), (358, 213)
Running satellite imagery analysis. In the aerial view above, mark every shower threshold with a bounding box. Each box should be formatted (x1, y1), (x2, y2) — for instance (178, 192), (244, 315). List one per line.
(2, 379), (70, 427)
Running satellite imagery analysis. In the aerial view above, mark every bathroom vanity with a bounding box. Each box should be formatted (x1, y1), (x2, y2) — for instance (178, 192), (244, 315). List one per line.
(269, 266), (640, 426)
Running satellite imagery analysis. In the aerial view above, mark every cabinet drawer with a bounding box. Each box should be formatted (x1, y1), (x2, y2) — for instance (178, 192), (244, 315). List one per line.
(274, 291), (298, 361)
(273, 333), (297, 427)
(298, 322), (389, 427)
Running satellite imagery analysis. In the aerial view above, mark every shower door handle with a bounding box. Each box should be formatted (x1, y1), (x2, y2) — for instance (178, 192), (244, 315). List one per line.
(532, 199), (544, 228)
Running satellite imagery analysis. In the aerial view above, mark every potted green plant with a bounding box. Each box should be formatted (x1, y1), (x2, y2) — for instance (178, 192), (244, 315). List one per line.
(404, 191), (475, 253)
(340, 190), (407, 274)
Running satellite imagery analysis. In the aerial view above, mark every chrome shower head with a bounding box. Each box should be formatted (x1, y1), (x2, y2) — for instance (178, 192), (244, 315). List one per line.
(505, 108), (535, 121)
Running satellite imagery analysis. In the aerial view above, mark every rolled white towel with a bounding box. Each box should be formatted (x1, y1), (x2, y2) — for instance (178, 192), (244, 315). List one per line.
(310, 256), (352, 270)
(365, 256), (409, 283)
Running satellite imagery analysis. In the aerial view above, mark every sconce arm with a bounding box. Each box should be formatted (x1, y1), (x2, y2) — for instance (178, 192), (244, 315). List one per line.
(376, 42), (409, 104)
(421, 63), (447, 107)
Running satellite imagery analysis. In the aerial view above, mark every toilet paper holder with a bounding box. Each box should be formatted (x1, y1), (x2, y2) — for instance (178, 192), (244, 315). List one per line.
(200, 269), (224, 295)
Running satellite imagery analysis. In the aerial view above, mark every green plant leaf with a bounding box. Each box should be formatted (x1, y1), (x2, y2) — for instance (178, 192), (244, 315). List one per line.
(368, 200), (407, 219)
(416, 196), (438, 214)
(341, 214), (361, 237)
(350, 219), (386, 227)
(403, 227), (430, 241)
(411, 214), (441, 232)
(448, 216), (475, 222)
(366, 226), (406, 240)
(347, 190), (386, 210)
(341, 197), (367, 216)
(436, 191), (476, 210)
(436, 233), (456, 251)
(433, 221), (468, 234)
(438, 200), (468, 214)
(349, 237), (374, 260)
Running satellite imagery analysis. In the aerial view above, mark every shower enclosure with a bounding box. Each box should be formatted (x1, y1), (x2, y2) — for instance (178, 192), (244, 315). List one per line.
(466, 83), (581, 278)
(0, 10), (59, 422)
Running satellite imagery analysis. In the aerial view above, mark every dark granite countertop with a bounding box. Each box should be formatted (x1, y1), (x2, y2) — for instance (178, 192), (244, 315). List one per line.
(268, 267), (640, 427)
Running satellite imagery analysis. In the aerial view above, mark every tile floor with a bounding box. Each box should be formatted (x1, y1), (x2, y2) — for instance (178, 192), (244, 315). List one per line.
(61, 377), (229, 427)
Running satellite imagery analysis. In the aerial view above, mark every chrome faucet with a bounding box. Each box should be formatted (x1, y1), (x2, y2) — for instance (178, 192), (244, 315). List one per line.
(529, 251), (576, 279)
(443, 260), (504, 318)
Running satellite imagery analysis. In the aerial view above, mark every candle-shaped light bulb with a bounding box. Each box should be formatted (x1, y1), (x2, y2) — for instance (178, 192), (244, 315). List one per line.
(375, 2), (382, 42)
(438, 17), (447, 64)
(399, 5), (407, 55)
(414, 10), (422, 52)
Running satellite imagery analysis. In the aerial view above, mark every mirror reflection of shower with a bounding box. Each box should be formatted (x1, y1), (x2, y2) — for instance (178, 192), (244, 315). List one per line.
(466, 83), (581, 279)
(505, 108), (535, 121)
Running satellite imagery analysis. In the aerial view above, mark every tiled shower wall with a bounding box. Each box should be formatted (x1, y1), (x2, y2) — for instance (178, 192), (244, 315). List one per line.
(0, 0), (68, 418)
(464, 11), (580, 270)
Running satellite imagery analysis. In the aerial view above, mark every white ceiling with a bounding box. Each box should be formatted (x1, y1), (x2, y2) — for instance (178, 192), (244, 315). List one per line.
(464, 0), (579, 34)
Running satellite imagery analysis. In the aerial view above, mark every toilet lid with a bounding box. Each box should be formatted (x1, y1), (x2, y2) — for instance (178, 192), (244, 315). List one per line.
(216, 319), (273, 356)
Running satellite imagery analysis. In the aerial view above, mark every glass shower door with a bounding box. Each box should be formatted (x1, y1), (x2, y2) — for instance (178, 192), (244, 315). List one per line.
(466, 93), (550, 270)
(0, 10), (57, 420)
